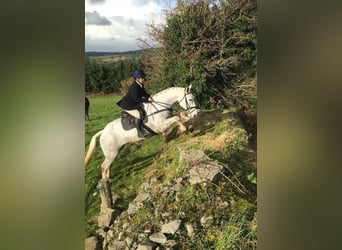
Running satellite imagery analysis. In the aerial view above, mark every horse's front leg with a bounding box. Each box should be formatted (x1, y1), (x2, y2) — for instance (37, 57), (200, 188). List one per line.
(159, 116), (186, 133)
(179, 111), (190, 121)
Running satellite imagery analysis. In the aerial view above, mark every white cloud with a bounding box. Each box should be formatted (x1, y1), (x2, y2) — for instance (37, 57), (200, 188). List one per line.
(85, 0), (176, 52)
(85, 11), (111, 25)
(87, 0), (106, 4)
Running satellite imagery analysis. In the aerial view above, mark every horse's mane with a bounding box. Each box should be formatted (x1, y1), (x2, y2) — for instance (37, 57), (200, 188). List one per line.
(153, 87), (184, 98)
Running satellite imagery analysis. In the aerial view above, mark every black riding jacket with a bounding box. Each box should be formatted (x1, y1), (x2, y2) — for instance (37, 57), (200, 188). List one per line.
(117, 80), (151, 110)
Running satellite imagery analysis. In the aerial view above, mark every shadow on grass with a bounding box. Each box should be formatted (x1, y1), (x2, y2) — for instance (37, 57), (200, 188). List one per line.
(113, 149), (162, 178)
(106, 143), (165, 211)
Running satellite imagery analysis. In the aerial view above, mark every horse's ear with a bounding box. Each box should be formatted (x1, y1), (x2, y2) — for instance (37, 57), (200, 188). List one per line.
(186, 84), (192, 93)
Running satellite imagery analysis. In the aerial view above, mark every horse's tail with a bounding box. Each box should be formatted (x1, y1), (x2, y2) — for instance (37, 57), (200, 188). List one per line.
(85, 130), (103, 166)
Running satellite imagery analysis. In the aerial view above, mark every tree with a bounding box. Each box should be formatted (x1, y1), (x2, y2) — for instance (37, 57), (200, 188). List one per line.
(85, 54), (143, 94)
(143, 0), (257, 111)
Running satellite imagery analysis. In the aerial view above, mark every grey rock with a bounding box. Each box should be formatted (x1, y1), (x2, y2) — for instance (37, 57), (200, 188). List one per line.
(185, 223), (195, 237)
(154, 204), (164, 219)
(125, 237), (133, 248)
(85, 237), (101, 250)
(137, 245), (153, 250)
(171, 182), (183, 191)
(149, 232), (167, 244)
(140, 182), (152, 191)
(108, 240), (127, 250)
(126, 192), (151, 215)
(175, 177), (183, 183)
(127, 201), (143, 215)
(184, 150), (209, 163)
(98, 207), (115, 228)
(134, 192), (150, 203)
(189, 163), (222, 184)
(161, 212), (172, 219)
(218, 201), (229, 209)
(161, 219), (182, 235)
(200, 215), (214, 228)
(136, 240), (157, 250)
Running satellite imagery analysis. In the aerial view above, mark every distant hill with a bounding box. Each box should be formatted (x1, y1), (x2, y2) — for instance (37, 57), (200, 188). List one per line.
(85, 50), (143, 64)
(85, 50), (142, 57)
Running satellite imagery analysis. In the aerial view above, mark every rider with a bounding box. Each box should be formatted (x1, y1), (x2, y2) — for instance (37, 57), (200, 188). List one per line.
(117, 69), (153, 138)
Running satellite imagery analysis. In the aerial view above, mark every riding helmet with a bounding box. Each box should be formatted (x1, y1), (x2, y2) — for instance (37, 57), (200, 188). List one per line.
(133, 69), (145, 79)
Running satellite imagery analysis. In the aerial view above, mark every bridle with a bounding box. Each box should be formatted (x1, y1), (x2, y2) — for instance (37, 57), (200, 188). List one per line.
(178, 89), (198, 116)
(147, 88), (197, 118)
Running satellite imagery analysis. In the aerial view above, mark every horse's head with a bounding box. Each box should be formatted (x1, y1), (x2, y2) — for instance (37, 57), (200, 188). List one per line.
(178, 84), (198, 118)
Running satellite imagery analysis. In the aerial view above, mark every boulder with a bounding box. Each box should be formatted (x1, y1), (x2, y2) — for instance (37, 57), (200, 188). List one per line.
(85, 236), (101, 250)
(161, 220), (182, 235)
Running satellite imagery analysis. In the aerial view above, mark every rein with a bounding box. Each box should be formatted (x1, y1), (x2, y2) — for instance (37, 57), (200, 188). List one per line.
(146, 87), (197, 118)
(147, 100), (173, 118)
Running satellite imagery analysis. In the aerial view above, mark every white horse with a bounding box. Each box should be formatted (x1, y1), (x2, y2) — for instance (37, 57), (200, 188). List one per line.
(85, 85), (198, 180)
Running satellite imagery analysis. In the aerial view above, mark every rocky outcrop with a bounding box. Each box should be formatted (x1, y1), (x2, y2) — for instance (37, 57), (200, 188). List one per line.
(85, 236), (101, 250)
(92, 150), (229, 249)
(127, 192), (150, 215)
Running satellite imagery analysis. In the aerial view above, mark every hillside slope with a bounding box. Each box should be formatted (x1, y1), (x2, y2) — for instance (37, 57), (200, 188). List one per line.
(85, 104), (257, 249)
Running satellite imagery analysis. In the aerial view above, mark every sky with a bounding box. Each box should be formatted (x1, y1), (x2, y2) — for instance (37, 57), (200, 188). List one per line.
(85, 0), (177, 52)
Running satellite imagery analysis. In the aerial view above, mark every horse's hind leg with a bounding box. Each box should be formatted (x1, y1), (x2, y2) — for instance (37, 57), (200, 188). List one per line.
(101, 152), (117, 180)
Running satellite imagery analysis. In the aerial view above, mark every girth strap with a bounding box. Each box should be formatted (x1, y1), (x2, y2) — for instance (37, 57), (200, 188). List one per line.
(141, 123), (157, 135)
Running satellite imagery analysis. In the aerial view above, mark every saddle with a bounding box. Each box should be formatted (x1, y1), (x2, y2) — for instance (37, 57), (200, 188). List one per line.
(120, 111), (156, 137)
(120, 111), (137, 131)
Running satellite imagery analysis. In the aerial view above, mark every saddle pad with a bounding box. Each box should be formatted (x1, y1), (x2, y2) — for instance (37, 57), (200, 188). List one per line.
(124, 109), (140, 119)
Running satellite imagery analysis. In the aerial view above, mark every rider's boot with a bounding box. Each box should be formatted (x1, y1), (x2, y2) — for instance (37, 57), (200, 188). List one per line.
(136, 118), (148, 138)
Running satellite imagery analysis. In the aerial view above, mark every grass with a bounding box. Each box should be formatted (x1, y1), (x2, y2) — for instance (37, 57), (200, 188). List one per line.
(85, 95), (257, 248)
